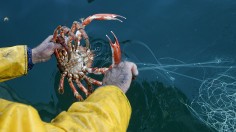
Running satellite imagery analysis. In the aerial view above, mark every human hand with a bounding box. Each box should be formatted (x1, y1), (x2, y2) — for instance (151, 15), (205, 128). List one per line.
(32, 35), (62, 64)
(102, 61), (139, 93)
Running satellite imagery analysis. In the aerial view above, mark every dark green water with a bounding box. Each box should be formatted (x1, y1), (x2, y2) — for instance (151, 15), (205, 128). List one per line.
(1, 0), (236, 131)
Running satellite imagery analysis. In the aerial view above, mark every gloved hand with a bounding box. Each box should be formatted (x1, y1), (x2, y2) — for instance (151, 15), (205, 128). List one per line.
(32, 35), (62, 64)
(102, 61), (138, 93)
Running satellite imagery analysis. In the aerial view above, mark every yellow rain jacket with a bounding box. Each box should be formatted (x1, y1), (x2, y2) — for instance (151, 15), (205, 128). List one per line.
(0, 45), (131, 132)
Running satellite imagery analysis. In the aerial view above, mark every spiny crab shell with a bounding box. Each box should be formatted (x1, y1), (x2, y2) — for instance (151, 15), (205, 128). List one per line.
(52, 14), (125, 100)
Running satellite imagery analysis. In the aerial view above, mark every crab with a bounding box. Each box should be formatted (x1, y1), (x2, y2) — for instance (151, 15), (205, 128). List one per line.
(52, 14), (125, 100)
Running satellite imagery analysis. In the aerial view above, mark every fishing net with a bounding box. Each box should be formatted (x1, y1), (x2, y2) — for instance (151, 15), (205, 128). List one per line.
(187, 70), (236, 132)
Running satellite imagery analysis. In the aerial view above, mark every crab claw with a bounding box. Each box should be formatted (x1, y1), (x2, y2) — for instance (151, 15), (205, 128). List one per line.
(82, 14), (126, 26)
(106, 31), (121, 66)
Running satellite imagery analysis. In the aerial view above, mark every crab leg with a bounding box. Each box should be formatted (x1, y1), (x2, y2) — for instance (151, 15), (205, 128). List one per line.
(85, 67), (109, 74)
(83, 75), (103, 86)
(84, 79), (93, 94)
(53, 25), (69, 52)
(52, 25), (61, 43)
(60, 26), (75, 51)
(73, 21), (90, 49)
(53, 26), (66, 64)
(58, 72), (67, 94)
(54, 49), (60, 62)
(74, 79), (89, 96)
(106, 31), (121, 67)
(82, 14), (126, 26)
(68, 78), (84, 101)
(58, 26), (79, 61)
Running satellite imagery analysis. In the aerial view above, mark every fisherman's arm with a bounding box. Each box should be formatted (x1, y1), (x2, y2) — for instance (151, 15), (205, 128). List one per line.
(0, 36), (61, 82)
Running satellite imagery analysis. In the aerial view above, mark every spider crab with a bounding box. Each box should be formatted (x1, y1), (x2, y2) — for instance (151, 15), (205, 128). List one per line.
(52, 14), (125, 100)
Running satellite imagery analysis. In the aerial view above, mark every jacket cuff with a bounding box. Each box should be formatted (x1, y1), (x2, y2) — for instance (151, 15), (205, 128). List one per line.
(27, 47), (34, 71)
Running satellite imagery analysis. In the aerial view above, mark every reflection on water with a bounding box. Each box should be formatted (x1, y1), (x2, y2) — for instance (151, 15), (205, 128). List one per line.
(0, 83), (28, 103)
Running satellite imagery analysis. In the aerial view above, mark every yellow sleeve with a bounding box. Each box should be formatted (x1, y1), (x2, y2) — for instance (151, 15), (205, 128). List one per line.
(48, 85), (131, 132)
(0, 45), (28, 82)
(0, 85), (131, 132)
(0, 99), (48, 132)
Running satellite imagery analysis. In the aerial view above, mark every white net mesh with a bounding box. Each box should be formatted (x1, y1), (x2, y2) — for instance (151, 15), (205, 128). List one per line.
(187, 70), (236, 132)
